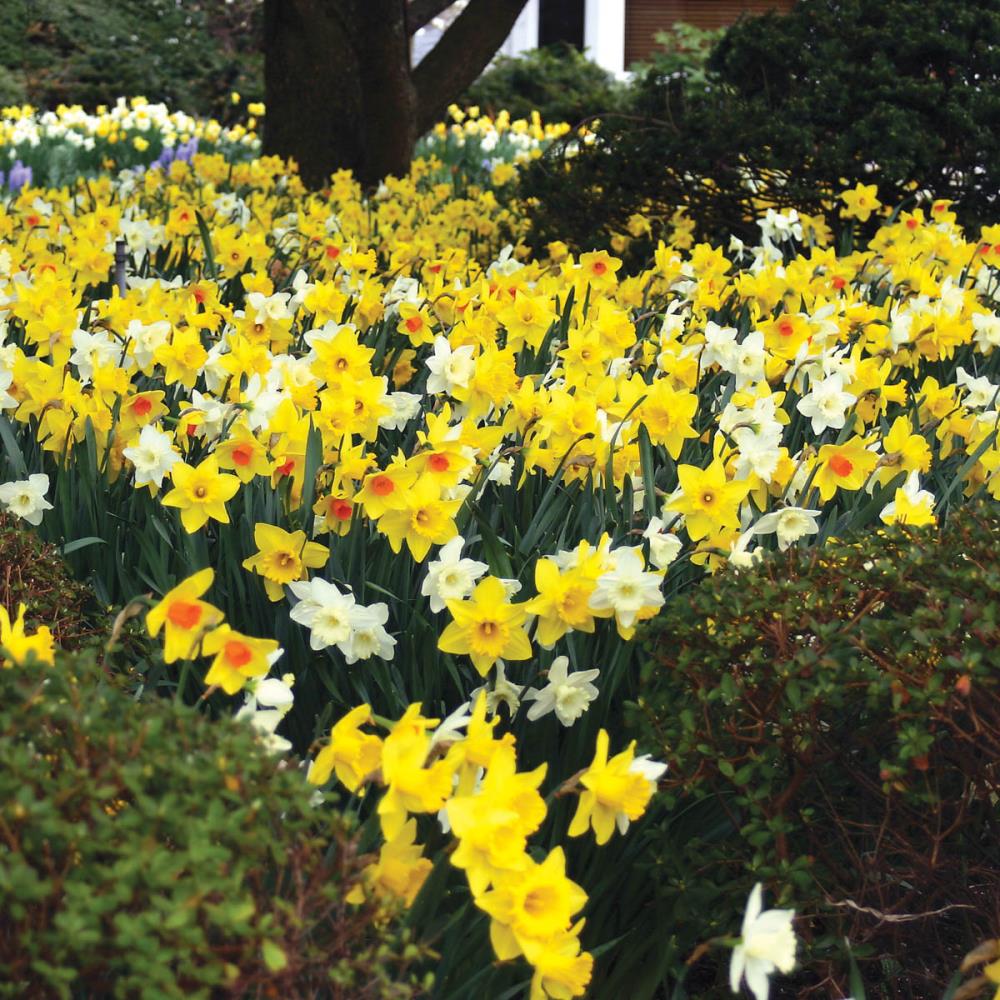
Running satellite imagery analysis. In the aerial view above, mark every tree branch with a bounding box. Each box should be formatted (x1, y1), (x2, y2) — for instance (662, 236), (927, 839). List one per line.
(407, 0), (455, 34)
(412, 0), (529, 133)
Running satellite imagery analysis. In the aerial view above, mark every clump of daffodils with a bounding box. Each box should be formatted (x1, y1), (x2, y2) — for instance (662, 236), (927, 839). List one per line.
(307, 694), (665, 998)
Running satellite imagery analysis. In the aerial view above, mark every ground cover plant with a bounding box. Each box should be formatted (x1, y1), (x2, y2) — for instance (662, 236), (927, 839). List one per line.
(1, 94), (999, 998)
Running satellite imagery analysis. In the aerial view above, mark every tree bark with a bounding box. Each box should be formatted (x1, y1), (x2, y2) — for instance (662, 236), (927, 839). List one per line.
(406, 0), (455, 34)
(356, 0), (419, 186)
(263, 0), (365, 187)
(264, 0), (529, 188)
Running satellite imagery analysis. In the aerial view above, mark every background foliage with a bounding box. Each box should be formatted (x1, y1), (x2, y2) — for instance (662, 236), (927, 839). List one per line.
(518, 0), (1000, 264)
(0, 0), (262, 114)
(462, 43), (623, 128)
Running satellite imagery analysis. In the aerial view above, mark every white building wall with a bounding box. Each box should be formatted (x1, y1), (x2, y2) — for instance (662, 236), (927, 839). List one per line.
(498, 0), (541, 58)
(584, 0), (626, 77)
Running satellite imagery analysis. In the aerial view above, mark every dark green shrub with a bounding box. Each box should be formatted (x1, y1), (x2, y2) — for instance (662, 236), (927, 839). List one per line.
(519, 0), (1000, 265)
(628, 506), (1000, 997)
(2, 0), (262, 116)
(463, 44), (623, 126)
(0, 652), (426, 999)
(709, 0), (1000, 223)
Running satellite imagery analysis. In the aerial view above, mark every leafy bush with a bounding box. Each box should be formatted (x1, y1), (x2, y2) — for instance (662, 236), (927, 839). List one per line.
(1, 0), (262, 116)
(0, 515), (96, 648)
(627, 22), (725, 87)
(0, 653), (426, 999)
(628, 507), (1000, 997)
(463, 43), (623, 127)
(519, 0), (1000, 264)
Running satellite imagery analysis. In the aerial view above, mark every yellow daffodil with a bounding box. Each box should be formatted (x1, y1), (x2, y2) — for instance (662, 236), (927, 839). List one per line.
(308, 703), (384, 791)
(0, 603), (55, 667)
(202, 624), (279, 694)
(162, 456), (241, 533)
(667, 458), (751, 540)
(568, 729), (656, 845)
(438, 576), (532, 676)
(146, 568), (224, 663)
(241, 522), (329, 601)
(839, 182), (882, 222)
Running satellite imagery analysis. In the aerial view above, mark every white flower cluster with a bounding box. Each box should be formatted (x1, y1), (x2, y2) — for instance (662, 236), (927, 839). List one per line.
(288, 578), (395, 663)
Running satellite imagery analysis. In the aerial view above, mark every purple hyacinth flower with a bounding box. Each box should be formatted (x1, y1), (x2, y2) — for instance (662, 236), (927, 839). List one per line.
(8, 161), (32, 193)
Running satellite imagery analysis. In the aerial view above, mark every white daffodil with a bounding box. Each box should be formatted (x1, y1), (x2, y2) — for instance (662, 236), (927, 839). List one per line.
(338, 602), (396, 663)
(727, 330), (768, 388)
(487, 455), (513, 486)
(245, 290), (292, 324)
(123, 318), (170, 370)
(421, 536), (489, 613)
(0, 369), (14, 411)
(288, 577), (357, 650)
(122, 423), (181, 489)
(425, 335), (476, 395)
(972, 311), (1000, 352)
(728, 527), (762, 570)
(471, 660), (521, 717)
(701, 320), (739, 370)
(0, 473), (53, 525)
(730, 883), (797, 1000)
(731, 424), (783, 484)
(236, 671), (294, 755)
(429, 699), (474, 749)
(752, 507), (822, 551)
(642, 516), (683, 570)
(795, 372), (857, 435)
(956, 366), (1000, 410)
(589, 547), (664, 630)
(240, 372), (284, 432)
(524, 656), (601, 727)
(378, 391), (422, 431)
(70, 326), (122, 382)
(187, 389), (232, 441)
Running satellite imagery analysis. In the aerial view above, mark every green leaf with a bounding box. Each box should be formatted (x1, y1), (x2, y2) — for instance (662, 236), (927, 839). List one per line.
(195, 210), (217, 278)
(261, 939), (287, 972)
(0, 416), (27, 478)
(61, 536), (107, 556)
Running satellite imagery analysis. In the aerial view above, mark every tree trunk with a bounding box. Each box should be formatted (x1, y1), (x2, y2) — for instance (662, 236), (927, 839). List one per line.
(264, 0), (415, 188)
(356, 0), (419, 186)
(264, 0), (529, 188)
(264, 1), (360, 187)
(412, 0), (532, 134)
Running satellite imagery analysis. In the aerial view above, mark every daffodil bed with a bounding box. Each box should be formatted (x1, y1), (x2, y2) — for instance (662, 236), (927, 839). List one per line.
(1, 99), (999, 999)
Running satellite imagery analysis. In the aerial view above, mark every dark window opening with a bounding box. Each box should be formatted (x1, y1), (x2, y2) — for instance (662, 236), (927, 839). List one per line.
(539, 0), (585, 49)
